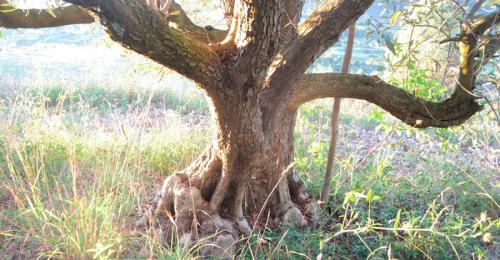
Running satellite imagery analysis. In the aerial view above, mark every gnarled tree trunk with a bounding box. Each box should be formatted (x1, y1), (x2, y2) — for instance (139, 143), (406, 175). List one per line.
(3, 0), (498, 258)
(151, 79), (318, 257)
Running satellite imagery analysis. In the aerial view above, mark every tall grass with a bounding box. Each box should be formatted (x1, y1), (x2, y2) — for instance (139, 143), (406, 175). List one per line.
(0, 79), (207, 258)
(290, 98), (499, 259)
(0, 78), (498, 258)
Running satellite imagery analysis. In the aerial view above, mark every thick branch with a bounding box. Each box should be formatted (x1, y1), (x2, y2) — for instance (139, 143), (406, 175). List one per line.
(263, 0), (374, 104)
(291, 0), (373, 62)
(0, 0), (226, 43)
(289, 10), (499, 129)
(220, 0), (234, 26)
(0, 1), (93, 28)
(65, 0), (222, 88)
(289, 73), (482, 128)
(231, 0), (304, 73)
(291, 0), (373, 68)
(452, 10), (500, 100)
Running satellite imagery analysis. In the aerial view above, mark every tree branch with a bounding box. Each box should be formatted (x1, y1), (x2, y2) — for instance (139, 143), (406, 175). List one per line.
(263, 0), (374, 104)
(0, 0), (226, 43)
(64, 0), (224, 88)
(288, 9), (500, 129)
(229, 0), (305, 73)
(220, 0), (234, 26)
(289, 0), (374, 70)
(0, 1), (93, 28)
(452, 10), (500, 100)
(289, 73), (482, 128)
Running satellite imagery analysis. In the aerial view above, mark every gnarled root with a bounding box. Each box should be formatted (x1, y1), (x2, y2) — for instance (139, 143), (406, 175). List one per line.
(199, 214), (238, 258)
(146, 147), (239, 258)
(141, 150), (318, 258)
(288, 170), (319, 224)
(151, 172), (238, 258)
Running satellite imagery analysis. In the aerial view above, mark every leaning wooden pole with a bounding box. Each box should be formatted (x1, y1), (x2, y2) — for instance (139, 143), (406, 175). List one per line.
(320, 23), (356, 208)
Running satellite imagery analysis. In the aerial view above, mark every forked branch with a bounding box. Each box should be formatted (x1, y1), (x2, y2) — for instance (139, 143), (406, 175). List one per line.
(289, 9), (499, 128)
(1, 0), (226, 88)
(264, 0), (374, 102)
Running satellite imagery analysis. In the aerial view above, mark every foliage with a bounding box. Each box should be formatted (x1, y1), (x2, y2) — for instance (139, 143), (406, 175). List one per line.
(369, 0), (498, 103)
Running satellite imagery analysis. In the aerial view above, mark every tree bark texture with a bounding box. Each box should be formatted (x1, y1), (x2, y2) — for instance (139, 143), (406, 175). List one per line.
(3, 0), (498, 257)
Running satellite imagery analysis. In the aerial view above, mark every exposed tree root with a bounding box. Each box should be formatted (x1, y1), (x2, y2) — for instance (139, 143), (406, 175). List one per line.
(138, 148), (318, 258)
(289, 169), (319, 224)
(151, 172), (238, 258)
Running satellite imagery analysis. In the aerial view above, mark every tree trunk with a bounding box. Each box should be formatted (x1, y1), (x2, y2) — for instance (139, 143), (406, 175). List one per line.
(33, 1), (496, 258)
(150, 79), (316, 257)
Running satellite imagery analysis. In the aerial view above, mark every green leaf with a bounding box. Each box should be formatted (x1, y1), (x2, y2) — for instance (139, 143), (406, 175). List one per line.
(390, 11), (401, 26)
(393, 209), (401, 235)
(384, 33), (396, 55)
(46, 8), (56, 18)
(343, 191), (356, 206)
(367, 189), (373, 202)
(366, 189), (382, 203)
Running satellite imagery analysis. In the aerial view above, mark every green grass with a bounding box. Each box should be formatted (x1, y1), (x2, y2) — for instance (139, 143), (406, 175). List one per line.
(0, 79), (208, 259)
(290, 99), (499, 259)
(0, 80), (498, 259)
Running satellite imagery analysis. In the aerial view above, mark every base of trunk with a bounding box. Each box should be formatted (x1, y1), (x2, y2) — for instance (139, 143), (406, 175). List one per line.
(137, 148), (318, 258)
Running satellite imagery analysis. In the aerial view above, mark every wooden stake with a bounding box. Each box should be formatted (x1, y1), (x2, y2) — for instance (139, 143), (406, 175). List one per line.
(320, 23), (356, 208)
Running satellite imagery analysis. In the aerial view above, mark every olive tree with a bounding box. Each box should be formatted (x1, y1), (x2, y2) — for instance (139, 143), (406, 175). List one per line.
(1, 0), (498, 257)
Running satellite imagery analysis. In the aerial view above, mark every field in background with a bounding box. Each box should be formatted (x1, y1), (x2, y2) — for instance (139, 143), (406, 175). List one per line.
(0, 71), (498, 259)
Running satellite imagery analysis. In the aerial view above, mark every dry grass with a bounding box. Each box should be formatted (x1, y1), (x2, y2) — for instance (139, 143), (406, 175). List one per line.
(0, 75), (498, 259)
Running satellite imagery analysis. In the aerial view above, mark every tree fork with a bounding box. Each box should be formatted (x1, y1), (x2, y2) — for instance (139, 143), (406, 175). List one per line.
(3, 1), (499, 258)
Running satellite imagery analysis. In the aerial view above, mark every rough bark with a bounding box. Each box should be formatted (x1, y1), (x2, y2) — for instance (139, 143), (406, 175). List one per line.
(289, 73), (482, 128)
(148, 93), (316, 257)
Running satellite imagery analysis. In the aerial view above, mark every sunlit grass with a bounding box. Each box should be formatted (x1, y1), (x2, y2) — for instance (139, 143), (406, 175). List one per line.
(291, 98), (499, 259)
(0, 79), (207, 258)
(0, 78), (498, 258)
